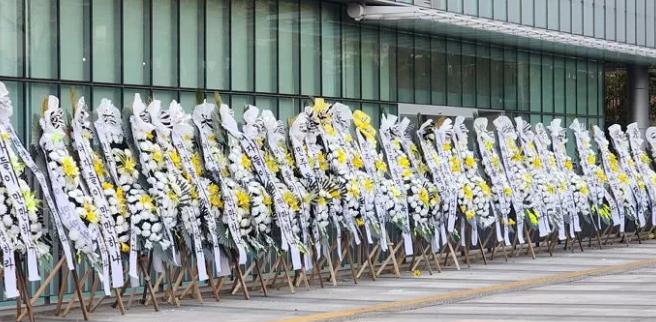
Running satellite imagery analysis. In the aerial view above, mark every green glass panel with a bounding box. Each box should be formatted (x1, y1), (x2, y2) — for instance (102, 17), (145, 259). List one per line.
(255, 0), (277, 93)
(300, 0), (320, 96)
(529, 53), (541, 113)
(180, 0), (202, 88)
(321, 3), (341, 97)
(231, 0), (254, 91)
(0, 0), (23, 77)
(490, 46), (504, 110)
(431, 37), (446, 105)
(517, 51), (529, 112)
(342, 15), (360, 99)
(361, 27), (379, 100)
(93, 0), (120, 83)
(380, 29), (397, 101)
(397, 33), (413, 103)
(123, 0), (150, 85)
(206, 0), (229, 90)
(152, 0), (177, 87)
(476, 44), (490, 109)
(279, 0), (300, 95)
(60, 0), (89, 81)
(414, 35), (430, 104)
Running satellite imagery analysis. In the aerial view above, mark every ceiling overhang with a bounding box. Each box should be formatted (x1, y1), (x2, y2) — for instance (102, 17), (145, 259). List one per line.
(345, 3), (656, 65)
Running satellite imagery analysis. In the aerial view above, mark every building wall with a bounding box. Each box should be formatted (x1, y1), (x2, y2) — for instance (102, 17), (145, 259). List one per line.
(0, 0), (604, 145)
(406, 0), (656, 48)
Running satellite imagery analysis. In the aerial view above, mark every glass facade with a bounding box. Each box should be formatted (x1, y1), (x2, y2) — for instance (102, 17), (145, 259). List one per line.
(0, 0), (605, 145)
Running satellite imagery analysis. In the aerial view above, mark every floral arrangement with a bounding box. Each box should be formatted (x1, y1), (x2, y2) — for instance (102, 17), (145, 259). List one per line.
(0, 147), (50, 258)
(130, 95), (185, 263)
(39, 96), (100, 268)
(95, 98), (169, 253)
(548, 119), (587, 237)
(220, 104), (274, 252)
(608, 124), (650, 227)
(289, 107), (337, 247)
(493, 116), (541, 235)
(386, 115), (436, 242)
(311, 100), (361, 242)
(515, 117), (560, 235)
(569, 119), (615, 226)
(69, 98), (130, 253)
(473, 118), (513, 243)
(379, 114), (412, 240)
(452, 116), (493, 229)
(193, 101), (250, 261)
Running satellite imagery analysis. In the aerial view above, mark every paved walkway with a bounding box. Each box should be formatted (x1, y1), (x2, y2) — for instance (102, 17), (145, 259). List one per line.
(16, 240), (656, 321)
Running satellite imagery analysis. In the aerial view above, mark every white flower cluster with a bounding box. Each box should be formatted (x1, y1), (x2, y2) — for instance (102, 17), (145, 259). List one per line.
(502, 138), (540, 228)
(377, 179), (404, 228)
(476, 134), (513, 222)
(406, 179), (437, 240)
(570, 175), (592, 217)
(452, 137), (493, 228)
(124, 183), (168, 250)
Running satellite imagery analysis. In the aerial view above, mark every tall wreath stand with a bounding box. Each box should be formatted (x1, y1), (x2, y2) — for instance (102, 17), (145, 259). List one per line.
(441, 232), (462, 270)
(409, 234), (441, 274)
(57, 265), (124, 318)
(481, 225), (509, 262)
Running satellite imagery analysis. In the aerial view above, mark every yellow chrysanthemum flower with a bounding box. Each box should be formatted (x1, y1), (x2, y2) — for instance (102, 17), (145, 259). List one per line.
(398, 156), (410, 169)
(61, 156), (79, 177)
(83, 202), (98, 224)
(580, 185), (589, 196)
(641, 154), (652, 164)
(145, 131), (154, 140)
(450, 156), (461, 173)
(263, 193), (273, 207)
(169, 150), (182, 169)
(617, 173), (629, 184)
(587, 154), (596, 165)
(283, 191), (300, 211)
(418, 188), (429, 206)
(317, 153), (328, 171)
(532, 157), (542, 168)
(152, 150), (164, 164)
(479, 182), (491, 197)
(240, 154), (252, 170)
(345, 134), (353, 142)
(564, 160), (573, 170)
(264, 153), (279, 173)
(318, 196), (328, 206)
(352, 155), (364, 169)
(463, 185), (473, 200)
(484, 141), (494, 151)
(402, 169), (412, 179)
(191, 153), (203, 175)
(546, 184), (555, 194)
(362, 178), (374, 193)
(0, 132), (9, 141)
(511, 151), (524, 163)
(101, 181), (114, 190)
(208, 184), (224, 209)
(139, 194), (155, 211)
(236, 190), (251, 208)
(464, 156), (476, 168)
(375, 159), (387, 172)
(285, 152), (295, 167)
(355, 218), (365, 226)
(465, 209), (476, 220)
(336, 149), (346, 164)
(503, 186), (512, 196)
(121, 243), (130, 253)
(22, 190), (40, 213)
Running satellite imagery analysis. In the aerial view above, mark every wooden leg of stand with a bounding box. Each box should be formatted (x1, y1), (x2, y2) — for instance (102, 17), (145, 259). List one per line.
(62, 268), (91, 319)
(356, 244), (378, 280)
(312, 255), (325, 288)
(16, 263), (35, 322)
(54, 266), (70, 316)
(255, 257), (269, 297)
(345, 242), (358, 285)
(234, 261), (250, 300)
(205, 261), (220, 301)
(524, 226), (536, 259)
(113, 288), (126, 315)
(447, 241), (461, 270)
(478, 236), (488, 265)
(86, 274), (98, 311)
(376, 239), (401, 277)
(416, 240), (433, 275)
(576, 232), (584, 252)
(279, 258), (295, 294)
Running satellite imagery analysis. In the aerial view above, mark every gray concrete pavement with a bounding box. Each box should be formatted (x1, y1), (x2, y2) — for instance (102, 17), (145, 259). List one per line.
(13, 240), (656, 322)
